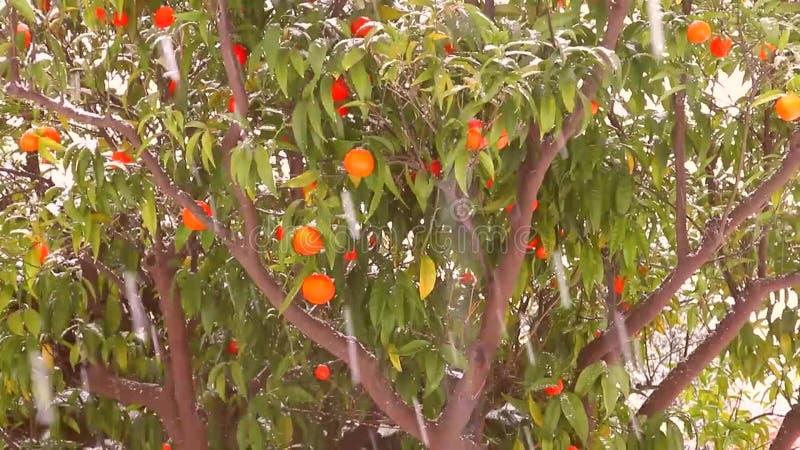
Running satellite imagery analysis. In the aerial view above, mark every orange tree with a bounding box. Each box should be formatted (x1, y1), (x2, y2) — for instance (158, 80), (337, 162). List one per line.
(2, 0), (800, 448)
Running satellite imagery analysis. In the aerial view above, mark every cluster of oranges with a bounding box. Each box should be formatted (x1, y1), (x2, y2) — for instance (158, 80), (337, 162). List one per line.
(18, 126), (60, 153)
(686, 20), (799, 121)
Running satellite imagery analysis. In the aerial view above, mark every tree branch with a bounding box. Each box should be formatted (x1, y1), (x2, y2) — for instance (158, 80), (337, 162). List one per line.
(637, 271), (800, 416)
(433, 0), (633, 445)
(672, 86), (690, 260)
(578, 131), (800, 369)
(146, 242), (209, 449)
(84, 364), (166, 413)
(771, 402), (800, 450)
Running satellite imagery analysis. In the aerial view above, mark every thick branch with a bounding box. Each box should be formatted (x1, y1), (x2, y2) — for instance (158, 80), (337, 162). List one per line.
(771, 403), (800, 450)
(84, 364), (166, 412)
(433, 0), (633, 445)
(216, 0), (248, 118)
(578, 131), (800, 369)
(148, 243), (208, 450)
(673, 86), (690, 259)
(637, 272), (800, 416)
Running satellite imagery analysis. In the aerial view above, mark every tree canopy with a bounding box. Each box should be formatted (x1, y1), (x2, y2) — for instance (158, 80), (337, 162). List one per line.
(1, 0), (800, 449)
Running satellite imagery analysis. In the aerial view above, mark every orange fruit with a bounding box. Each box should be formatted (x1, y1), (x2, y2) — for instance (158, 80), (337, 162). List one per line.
(19, 131), (39, 152)
(614, 276), (625, 294)
(233, 43), (248, 66)
(302, 274), (335, 305)
(344, 249), (358, 261)
(274, 225), (284, 240)
(113, 12), (129, 27)
(686, 20), (711, 44)
(466, 128), (484, 150)
(337, 106), (349, 117)
(168, 80), (177, 95)
(314, 364), (331, 380)
(154, 6), (175, 29)
(227, 339), (238, 355)
(162, 444), (172, 450)
(38, 126), (60, 144)
(343, 148), (375, 178)
(95, 7), (106, 21)
(350, 16), (373, 38)
(40, 0), (51, 12)
(590, 100), (599, 115)
(16, 23), (31, 48)
(775, 93), (800, 122)
(331, 76), (350, 102)
(292, 226), (324, 256)
(182, 200), (213, 231)
(497, 129), (509, 150)
(709, 36), (732, 58)
(228, 96), (236, 113)
(34, 241), (49, 264)
(444, 42), (454, 54)
(535, 246), (548, 260)
(759, 43), (777, 61)
(485, 178), (494, 188)
(302, 181), (317, 198)
(111, 151), (133, 164)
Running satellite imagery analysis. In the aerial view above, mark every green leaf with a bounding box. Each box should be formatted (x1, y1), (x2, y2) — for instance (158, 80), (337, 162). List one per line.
(387, 343), (402, 372)
(7, 310), (25, 336)
(292, 101), (308, 153)
(560, 392), (589, 444)
(528, 394), (544, 426)
(23, 308), (41, 336)
(601, 372), (618, 417)
(0, 287), (13, 313)
(11, 0), (36, 24)
(614, 174), (633, 214)
(542, 398), (561, 434)
(342, 47), (365, 71)
(141, 187), (157, 237)
(278, 263), (315, 314)
(254, 148), (276, 193)
(276, 416), (293, 447)
(559, 70), (577, 113)
(283, 170), (318, 188)
(540, 93), (556, 135)
(574, 362), (604, 397)
(607, 364), (630, 397)
(397, 340), (430, 356)
(752, 89), (784, 108)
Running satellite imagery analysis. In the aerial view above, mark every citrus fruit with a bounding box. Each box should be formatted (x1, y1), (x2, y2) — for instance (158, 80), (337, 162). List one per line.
(19, 131), (39, 152)
(343, 148), (375, 178)
(686, 20), (711, 44)
(182, 201), (213, 231)
(302, 274), (335, 305)
(292, 226), (323, 255)
(154, 6), (175, 29)
(775, 93), (800, 122)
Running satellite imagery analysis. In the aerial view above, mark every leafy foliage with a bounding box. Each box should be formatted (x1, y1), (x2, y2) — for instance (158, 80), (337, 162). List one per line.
(1, 0), (800, 449)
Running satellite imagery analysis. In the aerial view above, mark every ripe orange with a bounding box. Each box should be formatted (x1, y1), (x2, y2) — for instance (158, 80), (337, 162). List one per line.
(759, 43), (777, 61)
(331, 76), (350, 102)
(154, 6), (175, 29)
(19, 131), (39, 152)
(590, 100), (599, 115)
(227, 339), (238, 355)
(182, 200), (213, 231)
(468, 119), (483, 129)
(444, 42), (454, 54)
(567, 446), (579, 450)
(535, 246), (548, 260)
(111, 151), (133, 164)
(686, 20), (711, 44)
(526, 236), (540, 250)
(40, 0), (51, 12)
(302, 274), (335, 305)
(343, 148), (375, 178)
(460, 272), (474, 285)
(344, 249), (358, 261)
(350, 16), (373, 38)
(34, 241), (49, 264)
(162, 444), (172, 450)
(39, 126), (60, 144)
(16, 23), (31, 48)
(614, 276), (625, 294)
(485, 178), (494, 188)
(466, 128), (484, 150)
(302, 181), (317, 198)
(292, 226), (324, 256)
(95, 7), (106, 21)
(233, 43), (248, 66)
(274, 225), (284, 240)
(228, 96), (236, 113)
(314, 363), (331, 380)
(497, 129), (509, 150)
(337, 106), (349, 117)
(775, 93), (800, 122)
(168, 80), (177, 95)
(426, 160), (442, 177)
(709, 36), (732, 58)
(112, 12), (129, 27)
